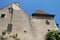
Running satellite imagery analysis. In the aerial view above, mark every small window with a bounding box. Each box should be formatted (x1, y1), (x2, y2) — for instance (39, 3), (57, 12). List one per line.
(7, 24), (12, 33)
(8, 8), (13, 13)
(46, 20), (50, 25)
(1, 14), (5, 18)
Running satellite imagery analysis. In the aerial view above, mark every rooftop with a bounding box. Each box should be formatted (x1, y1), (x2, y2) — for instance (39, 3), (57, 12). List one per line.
(32, 9), (55, 18)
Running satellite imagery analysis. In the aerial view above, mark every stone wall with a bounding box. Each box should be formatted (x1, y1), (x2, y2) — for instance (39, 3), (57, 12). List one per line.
(30, 16), (58, 40)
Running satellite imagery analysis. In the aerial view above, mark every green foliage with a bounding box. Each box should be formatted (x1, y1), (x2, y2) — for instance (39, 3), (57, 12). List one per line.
(0, 31), (20, 40)
(10, 33), (20, 40)
(45, 30), (60, 40)
(0, 36), (7, 40)
(0, 35), (7, 40)
(0, 31), (7, 40)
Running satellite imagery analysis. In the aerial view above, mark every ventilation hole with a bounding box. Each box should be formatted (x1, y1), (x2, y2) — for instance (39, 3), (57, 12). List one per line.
(24, 30), (27, 33)
(48, 29), (50, 31)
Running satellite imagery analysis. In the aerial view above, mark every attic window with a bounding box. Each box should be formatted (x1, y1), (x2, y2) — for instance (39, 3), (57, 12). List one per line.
(1, 14), (5, 18)
(46, 20), (50, 25)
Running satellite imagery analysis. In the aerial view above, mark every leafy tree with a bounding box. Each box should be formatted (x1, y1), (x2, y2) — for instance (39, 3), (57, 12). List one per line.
(45, 30), (60, 40)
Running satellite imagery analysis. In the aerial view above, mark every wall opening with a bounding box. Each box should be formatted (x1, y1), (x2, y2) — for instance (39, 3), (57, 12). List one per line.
(7, 23), (12, 33)
(8, 8), (13, 14)
(46, 20), (50, 25)
(24, 30), (27, 33)
(1, 14), (5, 18)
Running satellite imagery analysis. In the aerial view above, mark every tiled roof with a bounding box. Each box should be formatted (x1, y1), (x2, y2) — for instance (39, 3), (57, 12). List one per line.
(32, 9), (55, 18)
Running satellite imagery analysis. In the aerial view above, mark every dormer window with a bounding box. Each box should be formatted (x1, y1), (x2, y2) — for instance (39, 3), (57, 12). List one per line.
(46, 20), (50, 25)
(8, 8), (13, 13)
(1, 14), (5, 18)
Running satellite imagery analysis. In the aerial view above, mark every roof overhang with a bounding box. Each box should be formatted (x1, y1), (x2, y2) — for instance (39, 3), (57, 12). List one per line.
(32, 13), (55, 18)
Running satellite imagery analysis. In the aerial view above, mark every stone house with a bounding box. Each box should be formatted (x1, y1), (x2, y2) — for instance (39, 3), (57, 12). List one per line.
(0, 2), (58, 40)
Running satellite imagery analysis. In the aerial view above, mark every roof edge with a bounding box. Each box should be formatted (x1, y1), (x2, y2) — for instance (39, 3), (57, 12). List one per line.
(32, 13), (55, 18)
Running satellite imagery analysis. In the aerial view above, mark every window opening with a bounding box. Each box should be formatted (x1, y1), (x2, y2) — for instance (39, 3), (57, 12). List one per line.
(7, 23), (12, 33)
(46, 20), (50, 25)
(1, 14), (5, 18)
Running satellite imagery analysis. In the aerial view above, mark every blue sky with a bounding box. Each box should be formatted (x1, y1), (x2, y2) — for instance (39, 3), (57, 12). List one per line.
(0, 0), (60, 29)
